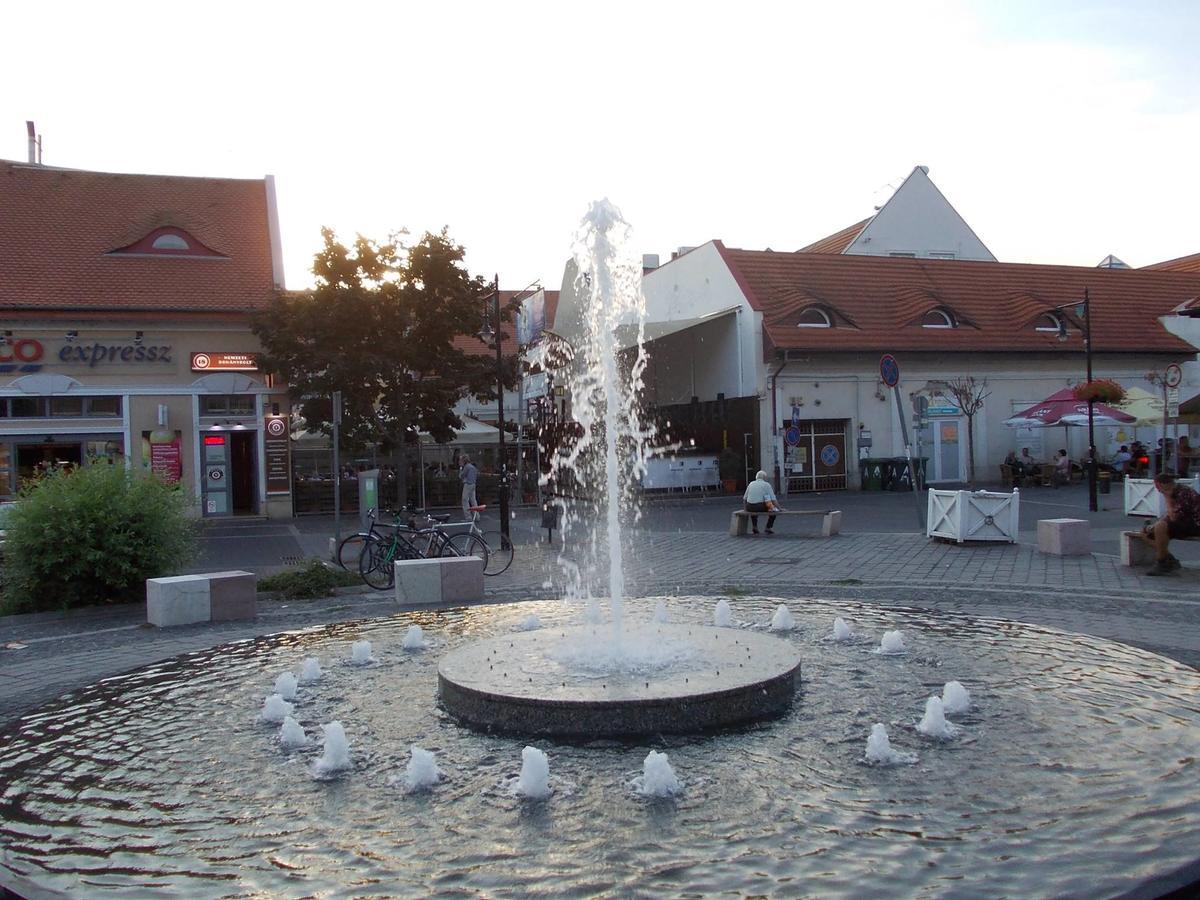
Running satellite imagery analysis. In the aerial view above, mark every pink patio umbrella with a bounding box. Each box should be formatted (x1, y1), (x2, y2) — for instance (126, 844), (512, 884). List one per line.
(1004, 387), (1136, 428)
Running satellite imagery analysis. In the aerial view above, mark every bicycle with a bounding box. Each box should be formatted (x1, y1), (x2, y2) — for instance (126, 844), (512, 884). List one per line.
(461, 504), (515, 576)
(335, 507), (400, 571)
(358, 509), (489, 590)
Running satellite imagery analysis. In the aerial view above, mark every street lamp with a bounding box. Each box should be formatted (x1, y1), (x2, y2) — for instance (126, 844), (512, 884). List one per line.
(1055, 288), (1097, 512)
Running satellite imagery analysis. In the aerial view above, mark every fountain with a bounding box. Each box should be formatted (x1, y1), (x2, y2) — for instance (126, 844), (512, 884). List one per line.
(2, 202), (1200, 896)
(437, 200), (802, 737)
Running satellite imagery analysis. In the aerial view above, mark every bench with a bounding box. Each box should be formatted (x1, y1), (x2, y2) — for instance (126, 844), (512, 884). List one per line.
(146, 570), (256, 627)
(1037, 518), (1090, 556)
(1121, 530), (1200, 567)
(729, 509), (841, 537)
(395, 555), (484, 606)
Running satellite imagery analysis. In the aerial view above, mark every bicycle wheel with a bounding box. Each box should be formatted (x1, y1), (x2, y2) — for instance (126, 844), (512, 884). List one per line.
(443, 532), (489, 569)
(481, 531), (514, 576)
(336, 532), (376, 570)
(359, 539), (396, 590)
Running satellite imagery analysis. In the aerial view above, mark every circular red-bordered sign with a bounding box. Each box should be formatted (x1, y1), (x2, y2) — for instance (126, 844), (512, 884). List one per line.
(1166, 364), (1183, 388)
(879, 354), (900, 388)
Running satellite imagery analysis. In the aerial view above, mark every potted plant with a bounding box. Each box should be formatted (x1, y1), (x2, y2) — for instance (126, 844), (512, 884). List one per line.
(1073, 379), (1126, 405)
(719, 448), (743, 493)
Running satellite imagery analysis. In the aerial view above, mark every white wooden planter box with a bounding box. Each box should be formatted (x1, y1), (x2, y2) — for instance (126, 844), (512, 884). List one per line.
(1123, 477), (1199, 517)
(927, 488), (1020, 543)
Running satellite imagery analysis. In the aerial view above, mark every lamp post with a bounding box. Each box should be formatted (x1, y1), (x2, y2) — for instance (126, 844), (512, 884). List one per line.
(1056, 288), (1097, 512)
(480, 275), (510, 540)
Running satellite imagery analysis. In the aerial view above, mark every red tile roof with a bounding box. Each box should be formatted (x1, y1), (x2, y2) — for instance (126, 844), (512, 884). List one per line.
(796, 218), (871, 254)
(1144, 251), (1200, 273)
(1, 159), (276, 313)
(713, 243), (1200, 356)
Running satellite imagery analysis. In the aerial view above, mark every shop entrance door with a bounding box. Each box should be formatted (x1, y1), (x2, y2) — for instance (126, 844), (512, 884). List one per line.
(918, 417), (965, 483)
(230, 431), (256, 514)
(201, 432), (258, 516)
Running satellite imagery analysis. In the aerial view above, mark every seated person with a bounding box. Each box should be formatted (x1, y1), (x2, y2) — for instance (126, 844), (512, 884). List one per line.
(1140, 473), (1200, 575)
(1003, 450), (1022, 472)
(743, 470), (782, 535)
(1019, 447), (1038, 474)
(1052, 449), (1071, 487)
(1111, 445), (1132, 475)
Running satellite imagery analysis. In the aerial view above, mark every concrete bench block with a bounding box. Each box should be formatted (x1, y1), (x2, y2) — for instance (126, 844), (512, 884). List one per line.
(395, 556), (484, 607)
(1121, 531), (1157, 567)
(822, 510), (842, 537)
(1037, 518), (1091, 556)
(146, 571), (256, 627)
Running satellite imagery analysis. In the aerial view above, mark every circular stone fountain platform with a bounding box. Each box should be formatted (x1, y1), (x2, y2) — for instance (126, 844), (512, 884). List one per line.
(438, 623), (801, 736)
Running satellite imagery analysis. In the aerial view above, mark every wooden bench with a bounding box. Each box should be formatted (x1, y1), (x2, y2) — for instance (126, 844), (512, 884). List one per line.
(729, 509), (841, 537)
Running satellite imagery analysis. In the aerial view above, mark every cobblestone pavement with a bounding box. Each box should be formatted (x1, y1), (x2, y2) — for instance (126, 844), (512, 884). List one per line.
(3, 513), (1199, 730)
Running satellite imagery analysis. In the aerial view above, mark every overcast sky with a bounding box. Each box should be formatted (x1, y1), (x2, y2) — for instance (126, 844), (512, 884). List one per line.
(4, 1), (1198, 291)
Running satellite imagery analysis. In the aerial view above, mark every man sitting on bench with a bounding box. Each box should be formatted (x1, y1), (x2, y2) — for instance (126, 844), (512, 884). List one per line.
(743, 470), (782, 535)
(1140, 472), (1200, 575)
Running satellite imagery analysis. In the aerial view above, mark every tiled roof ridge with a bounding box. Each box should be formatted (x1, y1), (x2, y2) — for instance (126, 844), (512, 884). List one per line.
(796, 218), (872, 254)
(2, 158), (267, 184)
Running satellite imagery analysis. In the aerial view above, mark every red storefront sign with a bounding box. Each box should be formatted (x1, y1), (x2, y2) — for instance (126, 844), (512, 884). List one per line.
(146, 430), (183, 483)
(190, 352), (259, 372)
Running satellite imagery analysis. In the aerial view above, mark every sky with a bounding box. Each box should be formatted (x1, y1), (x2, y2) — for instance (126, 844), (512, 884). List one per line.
(4, 1), (1199, 291)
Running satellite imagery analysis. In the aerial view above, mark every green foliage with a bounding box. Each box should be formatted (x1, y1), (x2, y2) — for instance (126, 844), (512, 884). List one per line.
(257, 559), (360, 600)
(1, 465), (198, 614)
(252, 228), (520, 453)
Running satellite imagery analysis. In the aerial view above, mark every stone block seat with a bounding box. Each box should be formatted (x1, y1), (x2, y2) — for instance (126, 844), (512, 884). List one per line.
(146, 571), (256, 627)
(1120, 529), (1200, 567)
(730, 509), (841, 537)
(1037, 518), (1091, 556)
(395, 556), (484, 606)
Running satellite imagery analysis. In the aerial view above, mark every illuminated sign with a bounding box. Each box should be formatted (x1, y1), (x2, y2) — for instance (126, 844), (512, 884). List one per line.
(191, 352), (259, 372)
(203, 435), (227, 446)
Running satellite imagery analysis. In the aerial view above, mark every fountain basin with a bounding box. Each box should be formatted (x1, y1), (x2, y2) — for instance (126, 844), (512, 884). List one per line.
(438, 623), (802, 736)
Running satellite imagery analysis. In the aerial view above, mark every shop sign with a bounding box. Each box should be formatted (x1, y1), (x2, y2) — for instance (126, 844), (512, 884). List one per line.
(264, 415), (291, 494)
(191, 352), (259, 372)
(143, 430), (182, 483)
(1, 338), (175, 373)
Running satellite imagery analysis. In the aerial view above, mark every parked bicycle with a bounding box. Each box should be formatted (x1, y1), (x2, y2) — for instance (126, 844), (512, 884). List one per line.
(462, 504), (515, 575)
(358, 509), (489, 591)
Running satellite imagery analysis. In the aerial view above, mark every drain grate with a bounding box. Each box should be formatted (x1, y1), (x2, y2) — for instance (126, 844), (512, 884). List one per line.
(747, 557), (801, 565)
(280, 555), (305, 567)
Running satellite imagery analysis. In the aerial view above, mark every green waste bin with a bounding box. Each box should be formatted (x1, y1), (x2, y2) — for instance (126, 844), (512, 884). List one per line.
(861, 458), (883, 491)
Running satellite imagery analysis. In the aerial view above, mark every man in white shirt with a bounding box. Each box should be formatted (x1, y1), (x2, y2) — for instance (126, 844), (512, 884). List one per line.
(459, 454), (478, 520)
(743, 470), (782, 535)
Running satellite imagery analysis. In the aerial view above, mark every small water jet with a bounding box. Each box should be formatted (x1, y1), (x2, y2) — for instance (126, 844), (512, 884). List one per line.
(917, 696), (960, 739)
(516, 746), (551, 799)
(865, 723), (917, 765)
(260, 693), (292, 723)
(312, 722), (351, 777)
(279, 716), (308, 749)
(299, 657), (322, 683)
(652, 600), (669, 623)
(637, 750), (682, 797)
(770, 605), (795, 632)
(941, 680), (971, 714)
(832, 617), (852, 641)
(402, 625), (428, 650)
(515, 615), (542, 632)
(878, 630), (906, 654)
(713, 598), (733, 627)
(350, 640), (373, 665)
(274, 671), (298, 700)
(402, 745), (441, 791)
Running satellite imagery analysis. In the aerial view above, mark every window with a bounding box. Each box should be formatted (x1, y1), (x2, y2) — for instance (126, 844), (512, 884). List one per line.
(1035, 313), (1065, 333)
(86, 396), (122, 417)
(921, 309), (957, 329)
(49, 397), (84, 417)
(10, 398), (41, 417)
(888, 252), (917, 258)
(0, 396), (121, 418)
(796, 307), (832, 328)
(929, 251), (956, 260)
(201, 394), (257, 416)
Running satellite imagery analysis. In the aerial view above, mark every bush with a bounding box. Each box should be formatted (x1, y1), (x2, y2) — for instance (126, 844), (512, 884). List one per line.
(1, 465), (198, 614)
(257, 559), (360, 599)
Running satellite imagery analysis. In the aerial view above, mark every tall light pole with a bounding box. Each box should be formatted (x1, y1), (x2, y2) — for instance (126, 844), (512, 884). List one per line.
(1056, 289), (1097, 512)
(489, 275), (510, 540)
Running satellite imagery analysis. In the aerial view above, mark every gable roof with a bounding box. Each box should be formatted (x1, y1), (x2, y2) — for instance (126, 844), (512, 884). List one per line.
(797, 218), (870, 254)
(1144, 251), (1200, 273)
(714, 243), (1200, 356)
(0, 159), (277, 314)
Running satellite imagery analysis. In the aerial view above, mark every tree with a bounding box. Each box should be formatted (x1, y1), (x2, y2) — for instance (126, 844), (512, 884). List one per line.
(935, 376), (991, 487)
(253, 228), (518, 503)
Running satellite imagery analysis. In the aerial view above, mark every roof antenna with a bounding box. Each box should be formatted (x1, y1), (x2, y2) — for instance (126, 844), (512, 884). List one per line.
(25, 121), (42, 164)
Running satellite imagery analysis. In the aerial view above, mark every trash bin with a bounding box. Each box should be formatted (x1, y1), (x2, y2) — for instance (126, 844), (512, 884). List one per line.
(861, 458), (883, 491)
(1098, 471), (1111, 494)
(891, 457), (912, 490)
(878, 459), (895, 491)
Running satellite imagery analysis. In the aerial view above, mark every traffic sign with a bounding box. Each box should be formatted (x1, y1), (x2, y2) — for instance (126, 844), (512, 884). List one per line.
(879, 354), (900, 388)
(1168, 387), (1180, 417)
(1165, 364), (1183, 389)
(784, 426), (801, 446)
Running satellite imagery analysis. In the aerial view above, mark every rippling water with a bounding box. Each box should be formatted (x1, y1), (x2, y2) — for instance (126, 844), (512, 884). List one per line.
(1, 596), (1198, 897)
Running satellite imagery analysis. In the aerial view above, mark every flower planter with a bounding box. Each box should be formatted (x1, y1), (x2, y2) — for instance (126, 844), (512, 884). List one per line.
(1123, 477), (1200, 517)
(926, 488), (1020, 544)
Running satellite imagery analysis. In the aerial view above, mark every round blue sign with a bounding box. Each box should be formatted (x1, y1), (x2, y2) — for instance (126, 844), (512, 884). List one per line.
(784, 426), (801, 446)
(879, 354), (900, 388)
(820, 444), (840, 467)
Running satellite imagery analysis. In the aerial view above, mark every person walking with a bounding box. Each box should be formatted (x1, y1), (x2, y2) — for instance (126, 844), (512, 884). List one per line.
(459, 453), (478, 520)
(743, 470), (782, 535)
(1140, 472), (1200, 575)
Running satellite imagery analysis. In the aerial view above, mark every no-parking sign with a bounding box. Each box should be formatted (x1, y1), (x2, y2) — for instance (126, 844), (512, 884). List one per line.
(879, 354), (900, 388)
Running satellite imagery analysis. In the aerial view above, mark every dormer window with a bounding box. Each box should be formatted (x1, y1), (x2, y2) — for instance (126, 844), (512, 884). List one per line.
(1035, 312), (1065, 333)
(796, 307), (832, 328)
(921, 308), (957, 329)
(107, 226), (227, 259)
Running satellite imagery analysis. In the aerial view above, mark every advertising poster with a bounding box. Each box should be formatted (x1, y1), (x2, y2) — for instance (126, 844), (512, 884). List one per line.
(264, 415), (291, 494)
(142, 430), (182, 483)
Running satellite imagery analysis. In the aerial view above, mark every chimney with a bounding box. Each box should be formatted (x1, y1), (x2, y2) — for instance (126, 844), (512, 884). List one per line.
(642, 253), (660, 272)
(25, 121), (41, 164)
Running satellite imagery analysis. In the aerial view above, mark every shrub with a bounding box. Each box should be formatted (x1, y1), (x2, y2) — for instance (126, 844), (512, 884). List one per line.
(257, 559), (360, 600)
(1, 465), (198, 614)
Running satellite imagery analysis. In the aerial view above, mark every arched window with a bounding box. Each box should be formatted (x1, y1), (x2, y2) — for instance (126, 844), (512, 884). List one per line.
(1035, 313), (1065, 333)
(921, 308), (956, 329)
(796, 307), (832, 328)
(151, 233), (191, 251)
